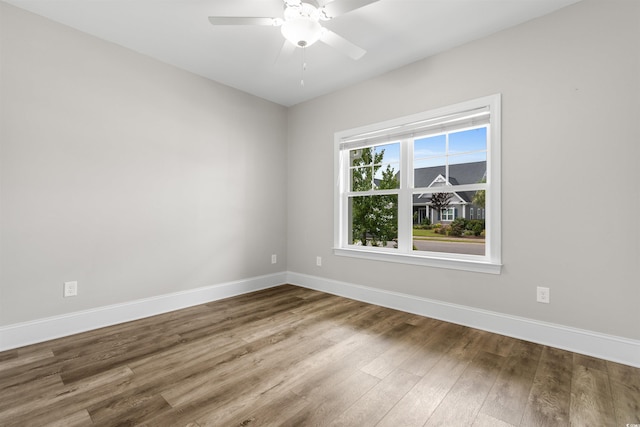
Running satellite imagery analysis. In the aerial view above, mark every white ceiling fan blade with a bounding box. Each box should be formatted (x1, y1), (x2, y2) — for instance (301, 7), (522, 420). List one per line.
(208, 17), (281, 26)
(319, 0), (380, 20)
(320, 29), (366, 60)
(275, 39), (297, 63)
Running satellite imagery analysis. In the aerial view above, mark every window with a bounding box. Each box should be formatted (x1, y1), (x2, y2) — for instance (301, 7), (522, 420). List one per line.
(334, 95), (501, 274)
(441, 208), (455, 222)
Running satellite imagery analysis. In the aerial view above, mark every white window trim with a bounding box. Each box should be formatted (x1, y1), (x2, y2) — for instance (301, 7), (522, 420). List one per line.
(334, 94), (502, 274)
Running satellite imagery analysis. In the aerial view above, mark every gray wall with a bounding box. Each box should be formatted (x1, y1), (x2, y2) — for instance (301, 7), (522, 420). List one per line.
(0, 3), (288, 325)
(287, 0), (640, 340)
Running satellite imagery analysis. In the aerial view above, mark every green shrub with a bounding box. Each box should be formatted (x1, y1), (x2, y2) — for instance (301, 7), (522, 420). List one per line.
(467, 219), (485, 236)
(450, 218), (467, 237)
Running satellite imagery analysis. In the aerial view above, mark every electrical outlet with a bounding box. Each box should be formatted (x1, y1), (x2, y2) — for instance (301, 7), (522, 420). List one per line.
(271, 254), (277, 264)
(316, 256), (322, 267)
(536, 286), (550, 304)
(64, 281), (78, 297)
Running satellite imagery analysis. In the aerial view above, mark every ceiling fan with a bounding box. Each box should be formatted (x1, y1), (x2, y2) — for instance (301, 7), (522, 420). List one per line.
(208, 0), (380, 60)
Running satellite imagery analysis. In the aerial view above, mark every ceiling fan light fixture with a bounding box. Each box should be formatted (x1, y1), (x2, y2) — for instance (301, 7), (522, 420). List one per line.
(281, 18), (322, 47)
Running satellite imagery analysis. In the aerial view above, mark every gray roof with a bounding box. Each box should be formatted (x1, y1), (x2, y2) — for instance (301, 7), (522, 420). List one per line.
(413, 161), (486, 204)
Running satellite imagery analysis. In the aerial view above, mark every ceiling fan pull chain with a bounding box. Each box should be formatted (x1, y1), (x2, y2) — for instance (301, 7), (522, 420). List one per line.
(301, 47), (307, 86)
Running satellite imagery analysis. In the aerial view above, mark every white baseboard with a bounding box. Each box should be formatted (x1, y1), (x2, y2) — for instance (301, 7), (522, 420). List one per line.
(287, 272), (640, 368)
(3, 271), (638, 368)
(0, 272), (287, 352)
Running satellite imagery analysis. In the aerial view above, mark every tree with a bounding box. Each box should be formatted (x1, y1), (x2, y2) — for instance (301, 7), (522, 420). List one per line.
(472, 178), (486, 208)
(429, 192), (452, 221)
(350, 148), (398, 246)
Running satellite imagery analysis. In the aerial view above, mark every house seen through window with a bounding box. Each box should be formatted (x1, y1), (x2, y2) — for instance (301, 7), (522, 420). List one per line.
(334, 95), (501, 274)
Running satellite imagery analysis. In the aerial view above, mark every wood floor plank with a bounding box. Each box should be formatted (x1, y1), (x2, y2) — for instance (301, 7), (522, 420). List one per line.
(574, 353), (608, 371)
(46, 409), (93, 427)
(320, 302), (404, 343)
(376, 327), (481, 427)
(520, 346), (573, 427)
(59, 333), (183, 384)
(424, 350), (505, 426)
(177, 294), (318, 343)
(0, 355), (62, 396)
(476, 331), (516, 357)
(1, 285), (638, 426)
(0, 348), (54, 373)
(128, 333), (244, 378)
(286, 330), (390, 400)
(569, 364), (616, 426)
(327, 368), (420, 426)
(479, 339), (543, 425)
(236, 293), (353, 343)
(360, 317), (440, 380)
(198, 390), (309, 427)
(90, 290), (358, 424)
(610, 379), (640, 425)
(607, 361), (640, 425)
(472, 412), (516, 427)
(160, 314), (336, 408)
(281, 370), (380, 426)
(401, 321), (466, 377)
(0, 365), (134, 425)
(88, 393), (173, 426)
(0, 373), (65, 414)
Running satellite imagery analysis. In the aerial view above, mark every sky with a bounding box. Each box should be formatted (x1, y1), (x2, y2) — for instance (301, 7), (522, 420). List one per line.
(414, 127), (487, 168)
(355, 126), (488, 180)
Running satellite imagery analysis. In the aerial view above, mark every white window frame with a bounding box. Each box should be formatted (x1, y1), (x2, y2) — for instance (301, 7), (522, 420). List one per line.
(333, 94), (502, 274)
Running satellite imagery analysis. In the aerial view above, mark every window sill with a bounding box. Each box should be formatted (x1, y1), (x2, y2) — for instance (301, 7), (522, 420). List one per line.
(333, 247), (502, 275)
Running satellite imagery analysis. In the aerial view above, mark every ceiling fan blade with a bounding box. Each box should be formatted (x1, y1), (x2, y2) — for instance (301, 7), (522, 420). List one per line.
(320, 29), (366, 60)
(208, 16), (280, 26)
(319, 0), (379, 20)
(275, 39), (296, 63)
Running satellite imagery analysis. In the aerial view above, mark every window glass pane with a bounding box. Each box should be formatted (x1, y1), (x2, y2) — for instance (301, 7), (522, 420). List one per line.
(411, 191), (485, 256)
(375, 163), (400, 189)
(448, 128), (487, 185)
(374, 143), (400, 189)
(350, 143), (400, 191)
(374, 143), (400, 164)
(348, 194), (398, 248)
(414, 127), (488, 187)
(349, 147), (368, 167)
(448, 154), (487, 185)
(449, 127), (487, 154)
(449, 151), (488, 166)
(414, 135), (446, 169)
(350, 166), (373, 191)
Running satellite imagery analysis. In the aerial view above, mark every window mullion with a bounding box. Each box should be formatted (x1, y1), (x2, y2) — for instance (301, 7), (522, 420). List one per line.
(397, 138), (412, 252)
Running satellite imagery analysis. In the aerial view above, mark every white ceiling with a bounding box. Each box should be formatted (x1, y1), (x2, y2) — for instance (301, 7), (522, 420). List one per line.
(6, 0), (581, 106)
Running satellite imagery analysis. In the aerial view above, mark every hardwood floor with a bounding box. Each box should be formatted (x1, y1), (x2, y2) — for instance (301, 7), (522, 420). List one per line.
(1, 284), (638, 426)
